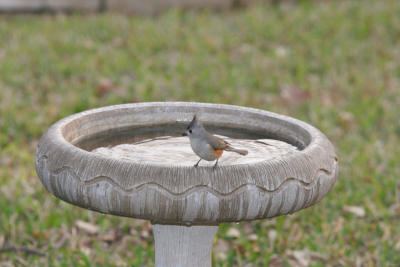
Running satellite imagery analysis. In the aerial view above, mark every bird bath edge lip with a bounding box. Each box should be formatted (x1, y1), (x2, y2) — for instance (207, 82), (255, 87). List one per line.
(35, 102), (338, 225)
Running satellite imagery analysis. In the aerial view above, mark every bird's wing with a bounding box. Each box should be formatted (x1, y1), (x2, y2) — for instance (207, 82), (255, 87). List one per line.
(207, 133), (229, 150)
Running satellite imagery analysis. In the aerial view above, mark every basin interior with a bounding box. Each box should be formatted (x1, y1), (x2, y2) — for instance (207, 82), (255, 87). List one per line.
(61, 106), (312, 156)
(71, 122), (308, 150)
(73, 123), (290, 151)
(92, 135), (299, 166)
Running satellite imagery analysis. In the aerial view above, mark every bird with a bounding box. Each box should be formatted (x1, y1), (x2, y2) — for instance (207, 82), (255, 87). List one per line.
(182, 115), (248, 169)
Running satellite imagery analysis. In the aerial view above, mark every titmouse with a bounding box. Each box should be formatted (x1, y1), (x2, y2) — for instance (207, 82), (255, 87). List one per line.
(182, 115), (248, 168)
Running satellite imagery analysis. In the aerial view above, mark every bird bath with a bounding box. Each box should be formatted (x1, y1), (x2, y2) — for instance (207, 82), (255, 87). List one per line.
(35, 102), (338, 266)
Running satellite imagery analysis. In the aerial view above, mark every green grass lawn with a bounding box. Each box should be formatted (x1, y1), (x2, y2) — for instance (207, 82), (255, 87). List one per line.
(1, 0), (400, 265)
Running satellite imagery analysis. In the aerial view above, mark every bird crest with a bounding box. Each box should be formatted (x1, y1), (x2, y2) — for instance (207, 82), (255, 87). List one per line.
(187, 115), (198, 129)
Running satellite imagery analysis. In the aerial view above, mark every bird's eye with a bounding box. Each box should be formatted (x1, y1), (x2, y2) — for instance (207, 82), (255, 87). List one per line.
(189, 129), (192, 133)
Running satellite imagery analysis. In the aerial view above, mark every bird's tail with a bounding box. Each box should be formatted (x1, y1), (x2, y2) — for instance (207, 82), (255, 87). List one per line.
(225, 146), (248, 156)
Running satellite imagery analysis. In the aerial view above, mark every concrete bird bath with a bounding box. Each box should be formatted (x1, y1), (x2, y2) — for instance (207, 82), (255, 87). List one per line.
(35, 102), (338, 266)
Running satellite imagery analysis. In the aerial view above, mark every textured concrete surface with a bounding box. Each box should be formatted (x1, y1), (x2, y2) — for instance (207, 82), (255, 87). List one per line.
(35, 101), (338, 266)
(153, 224), (218, 267)
(35, 102), (338, 225)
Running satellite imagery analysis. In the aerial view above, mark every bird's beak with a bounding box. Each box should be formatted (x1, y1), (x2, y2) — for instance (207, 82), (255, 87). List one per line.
(182, 132), (188, 136)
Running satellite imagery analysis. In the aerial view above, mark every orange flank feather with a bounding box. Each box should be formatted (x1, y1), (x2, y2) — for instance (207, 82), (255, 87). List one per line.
(213, 149), (224, 158)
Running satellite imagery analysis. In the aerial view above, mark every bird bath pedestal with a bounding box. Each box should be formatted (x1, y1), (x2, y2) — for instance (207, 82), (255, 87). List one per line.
(35, 102), (338, 266)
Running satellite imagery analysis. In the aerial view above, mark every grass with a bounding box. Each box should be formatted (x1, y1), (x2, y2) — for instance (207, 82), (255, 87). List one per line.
(1, 0), (400, 265)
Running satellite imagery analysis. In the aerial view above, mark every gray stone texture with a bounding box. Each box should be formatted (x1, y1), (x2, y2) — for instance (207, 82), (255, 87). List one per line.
(35, 102), (338, 225)
(35, 102), (338, 266)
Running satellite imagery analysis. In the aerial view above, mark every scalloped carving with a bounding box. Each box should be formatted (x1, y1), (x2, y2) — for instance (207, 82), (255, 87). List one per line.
(36, 154), (337, 199)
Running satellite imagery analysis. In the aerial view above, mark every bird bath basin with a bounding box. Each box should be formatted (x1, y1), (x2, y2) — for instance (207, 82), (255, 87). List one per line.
(35, 102), (338, 266)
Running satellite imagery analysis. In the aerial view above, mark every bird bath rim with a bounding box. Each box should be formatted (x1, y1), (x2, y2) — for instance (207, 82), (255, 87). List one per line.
(35, 102), (338, 225)
(44, 102), (315, 168)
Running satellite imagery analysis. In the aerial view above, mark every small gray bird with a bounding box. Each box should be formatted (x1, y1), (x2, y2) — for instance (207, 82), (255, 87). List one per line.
(182, 115), (248, 168)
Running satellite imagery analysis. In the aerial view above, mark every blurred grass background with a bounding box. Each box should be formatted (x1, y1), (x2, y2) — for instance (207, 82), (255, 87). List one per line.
(1, 0), (400, 265)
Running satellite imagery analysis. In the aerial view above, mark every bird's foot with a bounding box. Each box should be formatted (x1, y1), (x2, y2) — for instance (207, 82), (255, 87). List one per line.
(212, 159), (219, 170)
(194, 159), (202, 168)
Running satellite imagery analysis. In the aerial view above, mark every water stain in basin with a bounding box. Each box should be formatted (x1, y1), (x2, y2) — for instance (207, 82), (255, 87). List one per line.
(91, 136), (298, 166)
